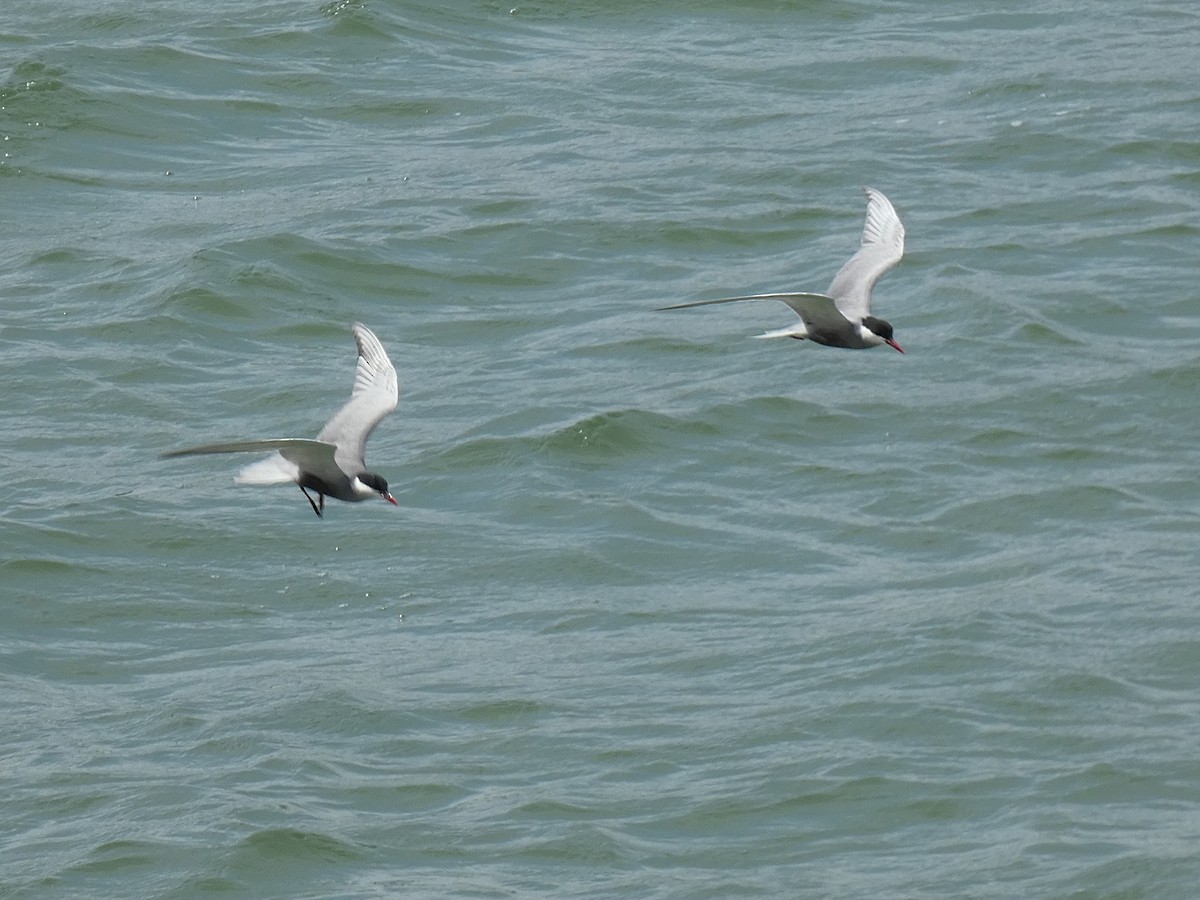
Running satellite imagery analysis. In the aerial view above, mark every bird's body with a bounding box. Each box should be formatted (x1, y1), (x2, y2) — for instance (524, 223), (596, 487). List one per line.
(162, 323), (399, 517)
(660, 187), (906, 353)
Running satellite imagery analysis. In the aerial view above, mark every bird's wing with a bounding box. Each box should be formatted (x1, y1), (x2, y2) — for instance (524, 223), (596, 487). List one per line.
(317, 323), (399, 474)
(161, 438), (339, 458)
(161, 439), (343, 485)
(825, 187), (904, 321)
(659, 292), (848, 328)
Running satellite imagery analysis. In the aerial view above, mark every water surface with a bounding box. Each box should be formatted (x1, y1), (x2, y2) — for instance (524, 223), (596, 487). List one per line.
(3, 1), (1199, 896)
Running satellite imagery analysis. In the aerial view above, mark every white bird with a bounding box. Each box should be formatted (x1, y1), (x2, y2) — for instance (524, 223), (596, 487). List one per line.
(162, 323), (399, 518)
(660, 187), (906, 353)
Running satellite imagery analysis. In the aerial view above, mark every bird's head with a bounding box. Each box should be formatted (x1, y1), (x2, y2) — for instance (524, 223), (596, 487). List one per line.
(861, 315), (904, 353)
(356, 472), (398, 505)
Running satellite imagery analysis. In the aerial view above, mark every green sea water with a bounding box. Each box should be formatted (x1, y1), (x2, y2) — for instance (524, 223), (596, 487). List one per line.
(3, 1), (1199, 897)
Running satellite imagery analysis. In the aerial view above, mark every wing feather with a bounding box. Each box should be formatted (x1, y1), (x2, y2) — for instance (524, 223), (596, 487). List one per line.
(659, 291), (847, 329)
(825, 187), (905, 320)
(161, 439), (343, 486)
(658, 292), (832, 311)
(317, 323), (399, 473)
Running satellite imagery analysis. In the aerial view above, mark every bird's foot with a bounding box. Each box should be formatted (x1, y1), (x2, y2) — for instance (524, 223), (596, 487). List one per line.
(300, 486), (324, 518)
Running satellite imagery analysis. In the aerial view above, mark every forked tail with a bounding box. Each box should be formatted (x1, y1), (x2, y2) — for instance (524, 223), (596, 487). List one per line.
(234, 454), (298, 486)
(753, 325), (808, 340)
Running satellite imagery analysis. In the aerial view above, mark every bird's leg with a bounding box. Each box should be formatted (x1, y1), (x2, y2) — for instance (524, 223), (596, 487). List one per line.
(300, 485), (323, 518)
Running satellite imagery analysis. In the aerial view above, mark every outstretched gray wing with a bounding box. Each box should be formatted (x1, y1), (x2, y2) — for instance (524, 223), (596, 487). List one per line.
(660, 291), (847, 329)
(161, 438), (344, 485)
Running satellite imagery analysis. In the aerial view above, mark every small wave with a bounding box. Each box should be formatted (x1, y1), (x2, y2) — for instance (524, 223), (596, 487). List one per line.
(1003, 321), (1083, 346)
(540, 408), (717, 459)
(235, 827), (364, 862)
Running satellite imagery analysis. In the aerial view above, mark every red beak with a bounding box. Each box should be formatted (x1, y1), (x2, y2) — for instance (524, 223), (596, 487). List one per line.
(886, 339), (905, 354)
(384, 493), (398, 505)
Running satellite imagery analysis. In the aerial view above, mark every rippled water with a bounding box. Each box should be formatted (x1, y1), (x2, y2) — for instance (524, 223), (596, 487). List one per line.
(4, 1), (1200, 897)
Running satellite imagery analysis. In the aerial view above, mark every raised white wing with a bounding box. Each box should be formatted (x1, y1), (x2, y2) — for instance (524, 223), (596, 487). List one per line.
(317, 323), (399, 474)
(825, 187), (905, 321)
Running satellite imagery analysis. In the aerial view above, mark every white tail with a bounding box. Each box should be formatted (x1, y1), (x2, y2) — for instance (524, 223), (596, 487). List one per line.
(235, 454), (298, 486)
(753, 325), (807, 340)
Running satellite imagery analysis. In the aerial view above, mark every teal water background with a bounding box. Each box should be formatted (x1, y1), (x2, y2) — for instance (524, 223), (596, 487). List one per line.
(4, 1), (1200, 897)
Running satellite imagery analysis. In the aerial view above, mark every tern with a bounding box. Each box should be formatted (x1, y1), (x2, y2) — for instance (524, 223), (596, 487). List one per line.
(162, 323), (399, 518)
(660, 187), (906, 353)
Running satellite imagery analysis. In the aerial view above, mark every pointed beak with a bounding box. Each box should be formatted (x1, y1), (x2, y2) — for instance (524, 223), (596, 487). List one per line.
(886, 339), (905, 354)
(383, 493), (398, 505)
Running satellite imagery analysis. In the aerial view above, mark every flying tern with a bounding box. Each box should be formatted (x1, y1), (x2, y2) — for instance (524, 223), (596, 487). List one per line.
(660, 187), (906, 353)
(162, 323), (399, 517)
